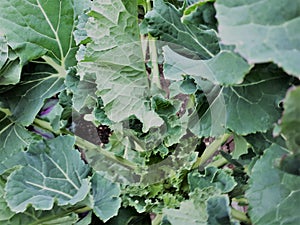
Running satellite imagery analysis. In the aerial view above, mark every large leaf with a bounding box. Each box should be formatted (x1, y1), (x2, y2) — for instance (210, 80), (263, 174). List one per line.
(145, 0), (219, 59)
(91, 172), (121, 222)
(5, 136), (90, 213)
(0, 63), (65, 125)
(0, 111), (36, 159)
(280, 86), (300, 153)
(0, 0), (84, 67)
(246, 144), (300, 225)
(76, 0), (163, 131)
(223, 65), (290, 134)
(163, 45), (251, 86)
(215, 0), (300, 78)
(188, 64), (290, 136)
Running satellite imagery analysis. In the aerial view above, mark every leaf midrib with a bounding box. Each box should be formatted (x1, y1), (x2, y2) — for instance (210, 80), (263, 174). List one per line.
(36, 0), (65, 68)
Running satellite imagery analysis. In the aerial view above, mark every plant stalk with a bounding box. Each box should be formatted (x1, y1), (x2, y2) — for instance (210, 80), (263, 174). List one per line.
(192, 133), (231, 169)
(143, 0), (161, 89)
(209, 156), (228, 168)
(0, 107), (12, 116)
(152, 213), (163, 225)
(74, 135), (138, 170)
(148, 37), (161, 89)
(42, 55), (66, 77)
(33, 118), (138, 171)
(231, 208), (251, 224)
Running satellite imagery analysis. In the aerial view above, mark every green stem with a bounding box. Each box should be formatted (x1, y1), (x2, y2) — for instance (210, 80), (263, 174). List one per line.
(146, 0), (152, 12)
(192, 133), (231, 169)
(232, 197), (249, 205)
(42, 55), (66, 77)
(75, 135), (138, 170)
(74, 206), (92, 214)
(209, 156), (228, 168)
(33, 118), (138, 171)
(143, 0), (161, 89)
(152, 214), (163, 225)
(148, 37), (161, 89)
(231, 208), (251, 224)
(0, 107), (11, 116)
(34, 118), (60, 135)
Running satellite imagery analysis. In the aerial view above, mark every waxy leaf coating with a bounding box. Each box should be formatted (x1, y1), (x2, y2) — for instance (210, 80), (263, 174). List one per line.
(5, 136), (90, 213)
(216, 0), (300, 78)
(77, 0), (163, 132)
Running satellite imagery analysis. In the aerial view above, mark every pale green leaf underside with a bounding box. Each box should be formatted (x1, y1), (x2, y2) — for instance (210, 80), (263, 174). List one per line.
(163, 199), (207, 225)
(232, 133), (248, 159)
(77, 0), (163, 131)
(246, 144), (300, 225)
(216, 0), (300, 78)
(92, 172), (121, 222)
(5, 136), (90, 213)
(0, 0), (80, 67)
(188, 79), (227, 137)
(163, 46), (251, 85)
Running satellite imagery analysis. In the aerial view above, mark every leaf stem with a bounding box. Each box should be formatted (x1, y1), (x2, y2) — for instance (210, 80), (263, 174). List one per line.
(42, 55), (66, 77)
(232, 197), (249, 205)
(152, 213), (163, 225)
(37, 0), (65, 69)
(0, 107), (11, 116)
(148, 37), (161, 89)
(146, 0), (152, 12)
(33, 118), (138, 171)
(231, 208), (251, 224)
(74, 135), (138, 170)
(192, 133), (231, 169)
(143, 0), (161, 89)
(209, 156), (228, 168)
(34, 118), (60, 135)
(74, 206), (92, 214)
